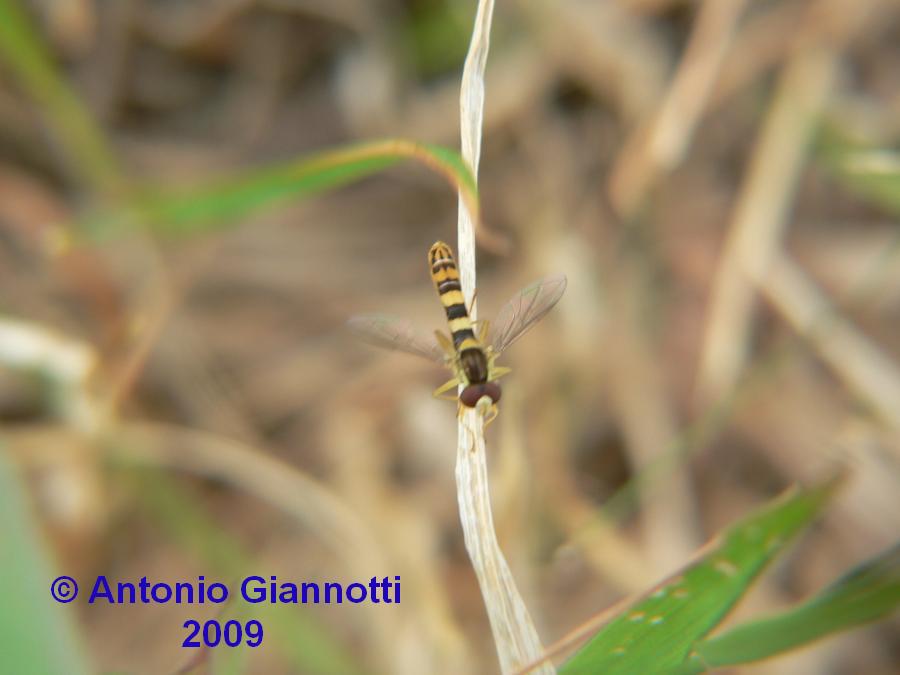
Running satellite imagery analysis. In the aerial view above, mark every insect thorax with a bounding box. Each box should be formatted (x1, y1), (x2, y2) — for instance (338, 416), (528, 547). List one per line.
(459, 347), (488, 384)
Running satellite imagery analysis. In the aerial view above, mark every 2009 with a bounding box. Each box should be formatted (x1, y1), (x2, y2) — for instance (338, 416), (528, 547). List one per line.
(183, 619), (263, 648)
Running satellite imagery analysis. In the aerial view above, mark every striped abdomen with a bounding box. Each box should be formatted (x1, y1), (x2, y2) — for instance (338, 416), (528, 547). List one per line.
(428, 241), (488, 385)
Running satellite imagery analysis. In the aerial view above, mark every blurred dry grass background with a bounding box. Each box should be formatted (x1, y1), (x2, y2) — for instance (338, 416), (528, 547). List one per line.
(1, 0), (899, 673)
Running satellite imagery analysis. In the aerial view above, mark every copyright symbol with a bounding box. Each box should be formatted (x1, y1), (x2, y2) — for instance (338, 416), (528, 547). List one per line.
(51, 576), (78, 603)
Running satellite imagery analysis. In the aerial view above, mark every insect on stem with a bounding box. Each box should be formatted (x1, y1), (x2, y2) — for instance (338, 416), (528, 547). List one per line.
(348, 241), (566, 422)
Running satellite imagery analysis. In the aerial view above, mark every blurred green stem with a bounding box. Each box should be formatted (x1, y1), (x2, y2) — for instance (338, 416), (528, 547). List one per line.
(0, 0), (122, 195)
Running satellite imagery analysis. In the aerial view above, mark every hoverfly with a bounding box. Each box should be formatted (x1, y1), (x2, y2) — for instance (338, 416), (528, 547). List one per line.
(349, 241), (566, 420)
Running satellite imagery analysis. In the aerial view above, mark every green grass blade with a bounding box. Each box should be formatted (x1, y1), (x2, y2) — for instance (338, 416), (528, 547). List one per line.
(559, 477), (840, 675)
(676, 542), (900, 672)
(817, 121), (900, 217)
(0, 445), (91, 675)
(830, 151), (900, 216)
(0, 0), (121, 194)
(85, 139), (479, 239)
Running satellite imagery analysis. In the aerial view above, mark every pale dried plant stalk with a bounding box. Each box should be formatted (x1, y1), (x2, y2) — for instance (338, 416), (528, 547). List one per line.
(695, 34), (835, 406)
(455, 1), (553, 673)
(695, 0), (881, 406)
(762, 255), (900, 434)
(0, 317), (99, 432)
(609, 0), (748, 216)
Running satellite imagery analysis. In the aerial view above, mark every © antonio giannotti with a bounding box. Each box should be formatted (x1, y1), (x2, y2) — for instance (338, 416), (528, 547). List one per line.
(349, 241), (566, 421)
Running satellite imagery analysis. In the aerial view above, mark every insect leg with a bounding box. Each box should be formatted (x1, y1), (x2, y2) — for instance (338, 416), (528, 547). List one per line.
(484, 404), (499, 428)
(433, 377), (461, 400)
(473, 394), (498, 427)
(490, 365), (512, 379)
(467, 288), (478, 316)
(476, 319), (490, 344)
(434, 330), (456, 360)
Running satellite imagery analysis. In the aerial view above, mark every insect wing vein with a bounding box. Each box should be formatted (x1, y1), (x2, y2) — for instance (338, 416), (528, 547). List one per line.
(489, 274), (567, 355)
(347, 314), (445, 364)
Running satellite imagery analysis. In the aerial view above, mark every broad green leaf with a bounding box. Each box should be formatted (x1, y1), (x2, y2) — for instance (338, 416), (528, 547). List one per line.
(0, 0), (120, 194)
(560, 478), (840, 675)
(211, 645), (250, 675)
(667, 542), (900, 673)
(84, 139), (479, 239)
(0, 446), (91, 675)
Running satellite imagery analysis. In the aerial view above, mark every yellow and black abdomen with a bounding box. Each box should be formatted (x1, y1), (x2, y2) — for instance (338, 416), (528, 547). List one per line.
(428, 241), (488, 385)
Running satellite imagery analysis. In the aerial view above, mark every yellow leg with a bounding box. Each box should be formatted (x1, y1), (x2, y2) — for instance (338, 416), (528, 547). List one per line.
(434, 330), (455, 360)
(490, 365), (512, 379)
(433, 377), (460, 400)
(476, 319), (490, 343)
(474, 396), (499, 427)
(483, 404), (499, 428)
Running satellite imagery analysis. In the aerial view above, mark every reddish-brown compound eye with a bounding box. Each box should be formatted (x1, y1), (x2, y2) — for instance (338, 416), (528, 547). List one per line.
(459, 385), (482, 408)
(482, 381), (501, 404)
(460, 382), (502, 408)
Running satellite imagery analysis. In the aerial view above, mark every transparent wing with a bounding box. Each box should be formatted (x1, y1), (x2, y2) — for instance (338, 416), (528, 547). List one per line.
(347, 314), (446, 364)
(489, 274), (567, 355)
